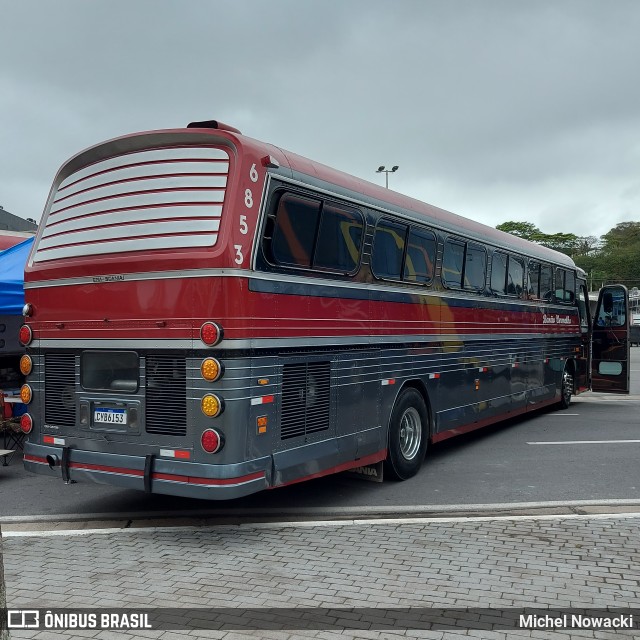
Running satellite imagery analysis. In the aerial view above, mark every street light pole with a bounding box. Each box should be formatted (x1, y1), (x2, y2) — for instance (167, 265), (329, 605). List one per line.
(376, 165), (399, 188)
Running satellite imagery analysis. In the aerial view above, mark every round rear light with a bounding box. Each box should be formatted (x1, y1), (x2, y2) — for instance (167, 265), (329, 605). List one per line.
(20, 384), (32, 404)
(200, 322), (223, 346)
(20, 354), (33, 376)
(201, 394), (224, 417)
(19, 324), (33, 346)
(22, 303), (34, 317)
(20, 413), (33, 434)
(201, 357), (223, 382)
(201, 428), (224, 454)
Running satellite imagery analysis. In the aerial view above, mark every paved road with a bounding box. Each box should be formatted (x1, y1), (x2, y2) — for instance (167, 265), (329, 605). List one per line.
(2, 510), (640, 638)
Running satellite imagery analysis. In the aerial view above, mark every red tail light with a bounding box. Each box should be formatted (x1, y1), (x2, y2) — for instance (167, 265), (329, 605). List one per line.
(200, 322), (223, 346)
(19, 324), (33, 346)
(20, 413), (33, 434)
(201, 428), (224, 454)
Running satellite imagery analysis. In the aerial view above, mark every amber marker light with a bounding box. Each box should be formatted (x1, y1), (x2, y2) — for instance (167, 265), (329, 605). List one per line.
(201, 357), (223, 382)
(200, 321), (223, 347)
(20, 414), (33, 434)
(19, 324), (32, 346)
(20, 384), (32, 404)
(201, 394), (224, 417)
(20, 354), (33, 376)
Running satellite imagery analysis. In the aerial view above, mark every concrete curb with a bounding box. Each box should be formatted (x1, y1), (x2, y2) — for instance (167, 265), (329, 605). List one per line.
(2, 498), (640, 530)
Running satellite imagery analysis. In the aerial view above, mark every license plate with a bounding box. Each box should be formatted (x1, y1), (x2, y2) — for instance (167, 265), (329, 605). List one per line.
(94, 408), (127, 425)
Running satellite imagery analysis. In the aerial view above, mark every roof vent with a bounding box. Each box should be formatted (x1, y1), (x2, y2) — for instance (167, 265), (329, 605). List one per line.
(187, 119), (241, 134)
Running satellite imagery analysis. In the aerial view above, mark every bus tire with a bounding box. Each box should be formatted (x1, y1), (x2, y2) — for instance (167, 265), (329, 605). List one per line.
(559, 366), (573, 410)
(384, 388), (429, 480)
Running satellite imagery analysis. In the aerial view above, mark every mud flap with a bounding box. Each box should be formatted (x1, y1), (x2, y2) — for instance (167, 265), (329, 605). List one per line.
(144, 454), (155, 493)
(61, 446), (73, 484)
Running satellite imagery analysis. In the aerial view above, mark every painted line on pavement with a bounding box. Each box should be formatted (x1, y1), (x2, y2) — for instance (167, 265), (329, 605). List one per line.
(527, 439), (640, 445)
(4, 511), (640, 539)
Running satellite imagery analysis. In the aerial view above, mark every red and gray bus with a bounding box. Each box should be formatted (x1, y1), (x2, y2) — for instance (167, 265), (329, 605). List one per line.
(19, 119), (630, 499)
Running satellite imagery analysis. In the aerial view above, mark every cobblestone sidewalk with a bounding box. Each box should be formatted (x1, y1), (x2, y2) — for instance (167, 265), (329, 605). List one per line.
(2, 513), (640, 639)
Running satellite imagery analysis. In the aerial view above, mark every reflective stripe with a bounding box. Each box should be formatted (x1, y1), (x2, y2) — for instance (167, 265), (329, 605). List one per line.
(251, 395), (275, 405)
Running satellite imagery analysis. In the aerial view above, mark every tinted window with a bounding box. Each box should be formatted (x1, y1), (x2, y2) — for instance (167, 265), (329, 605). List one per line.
(577, 284), (589, 328)
(528, 262), (540, 298)
(464, 244), (487, 290)
(555, 269), (576, 304)
(540, 264), (554, 301)
(271, 193), (321, 267)
(491, 252), (508, 294)
(565, 271), (576, 304)
(314, 203), (363, 273)
(403, 228), (436, 283)
(442, 239), (465, 288)
(507, 257), (524, 296)
(81, 351), (139, 392)
(372, 220), (407, 280)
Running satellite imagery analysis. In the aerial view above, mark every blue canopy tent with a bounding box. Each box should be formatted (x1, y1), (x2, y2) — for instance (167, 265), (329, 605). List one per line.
(0, 237), (33, 316)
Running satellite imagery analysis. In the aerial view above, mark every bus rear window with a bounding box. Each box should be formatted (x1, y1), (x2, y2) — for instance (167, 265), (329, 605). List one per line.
(81, 351), (139, 392)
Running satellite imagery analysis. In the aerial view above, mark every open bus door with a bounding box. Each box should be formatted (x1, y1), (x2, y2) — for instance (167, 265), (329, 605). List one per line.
(591, 285), (630, 394)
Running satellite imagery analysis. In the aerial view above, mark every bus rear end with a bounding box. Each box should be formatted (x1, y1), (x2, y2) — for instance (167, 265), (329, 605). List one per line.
(21, 124), (275, 499)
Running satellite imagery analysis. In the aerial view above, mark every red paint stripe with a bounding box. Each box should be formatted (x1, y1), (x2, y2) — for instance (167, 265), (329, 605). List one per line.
(24, 454), (47, 464)
(153, 471), (265, 486)
(275, 450), (387, 489)
(25, 453), (264, 486)
(431, 396), (559, 443)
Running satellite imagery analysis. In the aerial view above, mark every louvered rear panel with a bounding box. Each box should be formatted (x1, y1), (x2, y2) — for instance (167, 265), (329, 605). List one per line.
(145, 355), (187, 436)
(280, 361), (331, 440)
(33, 146), (229, 263)
(44, 353), (77, 428)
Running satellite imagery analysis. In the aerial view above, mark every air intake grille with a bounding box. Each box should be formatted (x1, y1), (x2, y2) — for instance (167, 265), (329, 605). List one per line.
(145, 355), (187, 436)
(280, 361), (331, 440)
(45, 353), (77, 428)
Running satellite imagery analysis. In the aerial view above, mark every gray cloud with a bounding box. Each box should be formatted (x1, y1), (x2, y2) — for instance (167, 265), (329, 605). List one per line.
(1, 0), (639, 238)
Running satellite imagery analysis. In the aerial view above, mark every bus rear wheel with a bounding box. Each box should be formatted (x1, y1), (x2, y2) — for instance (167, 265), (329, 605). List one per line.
(559, 367), (573, 409)
(385, 388), (429, 480)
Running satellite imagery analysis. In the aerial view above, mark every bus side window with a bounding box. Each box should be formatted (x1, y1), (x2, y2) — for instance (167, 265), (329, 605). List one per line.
(271, 193), (321, 267)
(314, 204), (364, 273)
(442, 239), (465, 288)
(464, 243), (487, 291)
(540, 264), (554, 301)
(577, 283), (589, 329)
(403, 227), (436, 283)
(372, 220), (407, 280)
(528, 261), (540, 299)
(507, 256), (524, 296)
(490, 251), (507, 294)
(565, 270), (576, 304)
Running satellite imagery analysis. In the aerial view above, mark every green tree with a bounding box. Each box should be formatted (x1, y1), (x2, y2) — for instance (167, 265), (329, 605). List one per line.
(496, 221), (542, 241)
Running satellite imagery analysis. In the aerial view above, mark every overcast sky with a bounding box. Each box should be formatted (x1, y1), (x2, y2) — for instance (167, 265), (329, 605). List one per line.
(1, 0), (639, 238)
